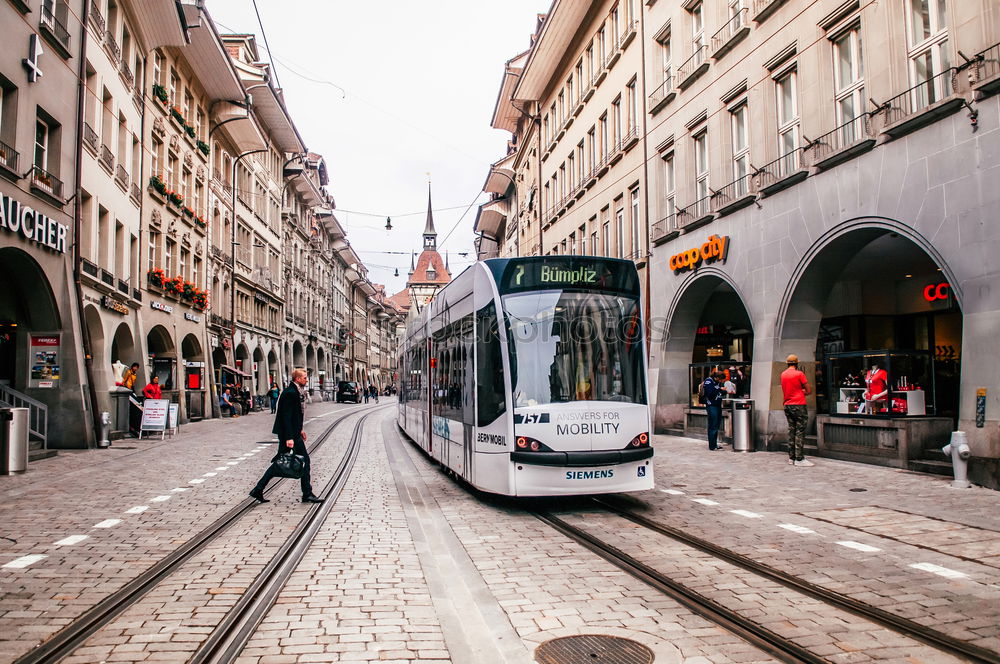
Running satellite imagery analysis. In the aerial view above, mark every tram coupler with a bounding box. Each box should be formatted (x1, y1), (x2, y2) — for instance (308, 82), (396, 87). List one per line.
(942, 431), (971, 489)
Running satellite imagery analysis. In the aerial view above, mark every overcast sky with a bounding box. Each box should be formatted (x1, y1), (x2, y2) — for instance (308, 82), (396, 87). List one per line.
(205, 0), (550, 296)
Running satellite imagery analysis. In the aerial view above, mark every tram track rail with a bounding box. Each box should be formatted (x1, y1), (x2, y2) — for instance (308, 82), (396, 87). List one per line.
(593, 496), (1000, 664)
(534, 497), (1000, 664)
(14, 403), (386, 664)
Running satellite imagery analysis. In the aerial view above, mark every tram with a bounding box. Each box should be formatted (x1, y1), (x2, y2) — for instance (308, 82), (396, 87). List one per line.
(397, 256), (653, 497)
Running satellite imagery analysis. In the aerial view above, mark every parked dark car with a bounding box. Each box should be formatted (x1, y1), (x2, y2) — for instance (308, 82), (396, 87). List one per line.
(336, 380), (361, 403)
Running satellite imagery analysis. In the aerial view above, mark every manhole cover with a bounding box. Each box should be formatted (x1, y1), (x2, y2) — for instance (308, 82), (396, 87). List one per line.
(535, 635), (654, 664)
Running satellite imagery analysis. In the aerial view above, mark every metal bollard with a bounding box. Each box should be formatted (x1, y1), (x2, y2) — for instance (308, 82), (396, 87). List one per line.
(98, 411), (111, 448)
(941, 431), (972, 489)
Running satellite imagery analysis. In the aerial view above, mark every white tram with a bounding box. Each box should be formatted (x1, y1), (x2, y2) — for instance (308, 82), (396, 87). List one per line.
(397, 256), (653, 497)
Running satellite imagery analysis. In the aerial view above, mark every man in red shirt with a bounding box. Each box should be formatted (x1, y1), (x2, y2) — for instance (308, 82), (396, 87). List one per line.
(780, 354), (813, 467)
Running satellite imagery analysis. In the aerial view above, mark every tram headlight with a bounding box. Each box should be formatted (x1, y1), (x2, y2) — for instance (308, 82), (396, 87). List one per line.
(626, 432), (650, 448)
(515, 435), (552, 452)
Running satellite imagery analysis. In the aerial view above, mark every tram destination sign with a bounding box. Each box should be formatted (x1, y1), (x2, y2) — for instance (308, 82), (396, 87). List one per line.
(495, 257), (639, 295)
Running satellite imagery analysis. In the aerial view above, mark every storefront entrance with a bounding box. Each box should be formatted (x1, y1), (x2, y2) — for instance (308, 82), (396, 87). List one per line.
(779, 229), (960, 467)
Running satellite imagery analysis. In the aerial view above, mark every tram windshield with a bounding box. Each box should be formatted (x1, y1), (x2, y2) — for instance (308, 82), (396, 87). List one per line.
(503, 290), (646, 407)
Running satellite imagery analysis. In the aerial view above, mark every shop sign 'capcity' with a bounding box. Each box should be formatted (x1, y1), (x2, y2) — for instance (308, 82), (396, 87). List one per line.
(669, 235), (730, 272)
(0, 191), (69, 253)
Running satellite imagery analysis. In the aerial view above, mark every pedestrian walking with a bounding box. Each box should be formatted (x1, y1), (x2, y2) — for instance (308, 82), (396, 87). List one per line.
(363, 386), (369, 403)
(268, 382), (280, 414)
(249, 368), (324, 504)
(781, 354), (813, 466)
(702, 370), (726, 451)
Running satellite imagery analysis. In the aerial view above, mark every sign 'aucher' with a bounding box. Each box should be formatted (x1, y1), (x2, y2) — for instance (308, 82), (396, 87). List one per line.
(0, 192), (69, 253)
(669, 234), (729, 273)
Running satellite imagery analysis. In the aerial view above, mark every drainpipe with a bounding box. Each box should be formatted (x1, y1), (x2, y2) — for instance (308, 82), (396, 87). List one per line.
(74, 0), (100, 447)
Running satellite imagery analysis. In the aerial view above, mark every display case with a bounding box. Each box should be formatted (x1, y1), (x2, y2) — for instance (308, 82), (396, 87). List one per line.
(826, 350), (933, 417)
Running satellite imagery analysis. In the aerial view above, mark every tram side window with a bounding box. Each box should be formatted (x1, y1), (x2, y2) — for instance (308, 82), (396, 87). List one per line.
(476, 302), (506, 426)
(433, 316), (474, 422)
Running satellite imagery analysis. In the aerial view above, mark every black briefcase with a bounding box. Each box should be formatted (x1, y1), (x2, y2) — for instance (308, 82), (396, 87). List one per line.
(270, 451), (306, 479)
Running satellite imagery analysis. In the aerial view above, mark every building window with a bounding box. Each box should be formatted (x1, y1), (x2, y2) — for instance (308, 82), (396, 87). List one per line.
(576, 59), (585, 95)
(599, 113), (609, 159)
(615, 199), (625, 258)
(566, 75), (574, 108)
(180, 247), (188, 280)
(148, 229), (157, 272)
(907, 0), (949, 107)
(558, 91), (565, 124)
(731, 104), (750, 196)
(611, 4), (621, 47)
(833, 24), (865, 140)
(775, 68), (799, 170)
(612, 97), (622, 148)
(601, 207), (610, 255)
(629, 188), (640, 258)
(587, 126), (596, 171)
(658, 32), (672, 86)
(691, 3), (705, 53)
(586, 44), (596, 83)
(626, 79), (638, 135)
(152, 51), (162, 86)
(661, 152), (676, 230)
(165, 237), (175, 276)
(34, 119), (49, 170)
(578, 225), (586, 255)
(693, 130), (709, 212)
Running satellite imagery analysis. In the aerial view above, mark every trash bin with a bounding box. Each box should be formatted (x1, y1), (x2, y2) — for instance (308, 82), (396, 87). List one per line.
(1, 407), (29, 474)
(730, 399), (754, 453)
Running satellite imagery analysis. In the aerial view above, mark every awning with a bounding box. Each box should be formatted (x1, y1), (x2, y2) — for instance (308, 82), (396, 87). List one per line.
(219, 364), (251, 378)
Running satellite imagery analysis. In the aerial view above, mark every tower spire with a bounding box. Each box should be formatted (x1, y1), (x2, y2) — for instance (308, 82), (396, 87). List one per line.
(422, 180), (436, 250)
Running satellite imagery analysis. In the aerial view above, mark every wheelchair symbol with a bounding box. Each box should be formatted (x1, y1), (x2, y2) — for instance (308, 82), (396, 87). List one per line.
(637, 466), (646, 477)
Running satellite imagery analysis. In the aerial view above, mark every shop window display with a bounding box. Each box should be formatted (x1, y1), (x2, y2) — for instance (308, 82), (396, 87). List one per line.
(689, 362), (750, 407)
(827, 350), (933, 417)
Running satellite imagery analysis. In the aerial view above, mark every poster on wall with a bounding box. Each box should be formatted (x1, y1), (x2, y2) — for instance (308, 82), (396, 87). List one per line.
(29, 334), (60, 388)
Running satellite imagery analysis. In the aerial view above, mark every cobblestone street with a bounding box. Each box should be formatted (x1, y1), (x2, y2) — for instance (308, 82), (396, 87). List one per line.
(2, 400), (1000, 663)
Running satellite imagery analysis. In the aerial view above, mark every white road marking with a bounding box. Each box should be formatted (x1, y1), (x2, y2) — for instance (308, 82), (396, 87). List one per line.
(778, 523), (816, 534)
(215, 467), (228, 471)
(170, 488), (187, 493)
(93, 519), (122, 529)
(151, 495), (171, 502)
(730, 509), (763, 519)
(837, 540), (881, 553)
(3, 554), (46, 569)
(125, 506), (148, 514)
(189, 479), (205, 484)
(53, 535), (89, 546)
(660, 489), (685, 495)
(203, 472), (217, 477)
(692, 498), (719, 506)
(226, 461), (239, 465)
(910, 563), (968, 579)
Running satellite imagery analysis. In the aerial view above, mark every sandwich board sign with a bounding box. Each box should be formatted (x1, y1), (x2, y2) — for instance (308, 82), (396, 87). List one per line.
(139, 399), (170, 439)
(168, 403), (179, 435)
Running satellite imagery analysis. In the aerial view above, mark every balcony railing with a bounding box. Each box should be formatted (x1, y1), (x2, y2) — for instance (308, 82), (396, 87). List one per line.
(677, 45), (709, 89)
(30, 166), (63, 199)
(99, 144), (115, 171)
(115, 164), (129, 188)
(752, 0), (789, 23)
(119, 60), (134, 89)
(83, 122), (98, 153)
(968, 42), (1000, 91)
(40, 1), (71, 53)
(807, 114), (875, 167)
(648, 74), (676, 114)
(881, 68), (957, 128)
(0, 139), (20, 174)
(712, 174), (756, 215)
(711, 8), (749, 58)
(130, 182), (141, 203)
(755, 148), (807, 194)
(88, 1), (105, 33)
(104, 29), (120, 63)
(651, 213), (678, 243)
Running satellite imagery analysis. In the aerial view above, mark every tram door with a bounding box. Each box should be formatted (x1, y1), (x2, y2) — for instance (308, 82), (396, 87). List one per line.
(430, 317), (474, 478)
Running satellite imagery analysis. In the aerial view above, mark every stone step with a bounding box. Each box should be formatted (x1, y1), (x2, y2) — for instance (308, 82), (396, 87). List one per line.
(908, 458), (953, 476)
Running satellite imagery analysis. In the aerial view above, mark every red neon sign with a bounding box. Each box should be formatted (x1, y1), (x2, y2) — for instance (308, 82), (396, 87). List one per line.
(923, 283), (950, 302)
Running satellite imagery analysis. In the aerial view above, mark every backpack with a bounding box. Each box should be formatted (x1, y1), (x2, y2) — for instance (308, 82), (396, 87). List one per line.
(697, 380), (707, 404)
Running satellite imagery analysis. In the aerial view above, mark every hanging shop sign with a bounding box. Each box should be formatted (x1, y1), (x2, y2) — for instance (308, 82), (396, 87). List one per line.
(209, 334), (219, 348)
(101, 296), (129, 315)
(923, 282), (950, 302)
(151, 301), (173, 313)
(669, 235), (730, 273)
(29, 334), (60, 388)
(0, 192), (69, 253)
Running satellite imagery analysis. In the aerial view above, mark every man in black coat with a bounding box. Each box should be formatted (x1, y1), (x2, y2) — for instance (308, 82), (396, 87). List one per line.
(249, 368), (323, 504)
